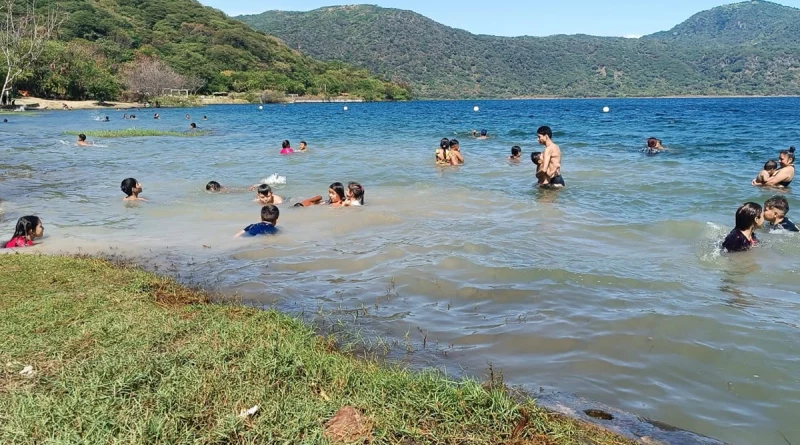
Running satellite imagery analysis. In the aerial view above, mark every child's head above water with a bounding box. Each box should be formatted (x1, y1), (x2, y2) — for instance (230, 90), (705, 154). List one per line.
(257, 184), (274, 202)
(9, 215), (44, 242)
(347, 181), (365, 205)
(511, 146), (521, 157)
(764, 195), (789, 222)
(206, 181), (222, 191)
(120, 178), (142, 197)
(440, 138), (450, 150)
(735, 202), (764, 231)
(764, 159), (779, 172)
(531, 151), (542, 165)
(329, 182), (345, 204)
(282, 140), (291, 149)
(261, 204), (280, 225)
(78, 134), (87, 142)
(449, 139), (460, 150)
(480, 129), (487, 137)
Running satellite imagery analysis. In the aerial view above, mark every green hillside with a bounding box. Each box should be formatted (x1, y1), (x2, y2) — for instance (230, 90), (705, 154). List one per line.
(236, 2), (800, 98)
(14, 0), (411, 101)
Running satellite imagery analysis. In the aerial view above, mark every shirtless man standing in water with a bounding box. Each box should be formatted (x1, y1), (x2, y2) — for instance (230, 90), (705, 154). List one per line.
(536, 126), (565, 187)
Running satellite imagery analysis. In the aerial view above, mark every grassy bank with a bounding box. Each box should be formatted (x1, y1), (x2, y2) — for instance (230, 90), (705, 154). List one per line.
(64, 129), (211, 138)
(0, 255), (632, 444)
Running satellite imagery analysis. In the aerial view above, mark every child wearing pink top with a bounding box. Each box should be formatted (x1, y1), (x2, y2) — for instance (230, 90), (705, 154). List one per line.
(280, 140), (294, 155)
(4, 216), (44, 249)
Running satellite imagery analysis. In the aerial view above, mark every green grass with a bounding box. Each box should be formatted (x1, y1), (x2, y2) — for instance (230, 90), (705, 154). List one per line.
(0, 255), (632, 444)
(64, 129), (211, 138)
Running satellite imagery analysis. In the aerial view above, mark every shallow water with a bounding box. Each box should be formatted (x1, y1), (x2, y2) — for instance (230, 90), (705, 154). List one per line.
(1, 98), (798, 445)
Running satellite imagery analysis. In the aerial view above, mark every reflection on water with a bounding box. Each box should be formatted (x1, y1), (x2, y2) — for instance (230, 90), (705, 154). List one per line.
(1, 98), (799, 445)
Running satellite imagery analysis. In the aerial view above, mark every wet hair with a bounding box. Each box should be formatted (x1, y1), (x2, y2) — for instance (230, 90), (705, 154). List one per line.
(537, 126), (553, 138)
(190, 123), (197, 129)
(531, 151), (542, 164)
(780, 146), (795, 164)
(511, 146), (521, 156)
(328, 182), (345, 203)
(300, 140), (307, 146)
(78, 134), (86, 141)
(480, 129), (487, 136)
(449, 139), (460, 148)
(7, 215), (41, 243)
(260, 204), (280, 224)
(206, 181), (222, 191)
(282, 140), (291, 149)
(257, 184), (273, 196)
(764, 159), (778, 171)
(120, 178), (138, 196)
(348, 181), (365, 205)
(2, 119), (7, 123)
(439, 138), (450, 150)
(735, 202), (763, 231)
(647, 138), (659, 149)
(765, 195), (789, 214)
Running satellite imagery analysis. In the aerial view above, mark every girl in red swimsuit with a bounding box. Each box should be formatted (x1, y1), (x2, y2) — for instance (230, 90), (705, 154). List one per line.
(4, 216), (44, 248)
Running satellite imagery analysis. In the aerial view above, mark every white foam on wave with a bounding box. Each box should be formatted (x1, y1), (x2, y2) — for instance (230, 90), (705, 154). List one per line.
(260, 174), (286, 185)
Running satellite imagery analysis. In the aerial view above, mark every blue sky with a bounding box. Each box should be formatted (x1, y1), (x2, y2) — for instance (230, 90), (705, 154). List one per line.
(201, 0), (800, 37)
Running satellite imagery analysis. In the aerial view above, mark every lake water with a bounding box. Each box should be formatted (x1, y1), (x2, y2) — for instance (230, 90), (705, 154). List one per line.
(1, 98), (798, 445)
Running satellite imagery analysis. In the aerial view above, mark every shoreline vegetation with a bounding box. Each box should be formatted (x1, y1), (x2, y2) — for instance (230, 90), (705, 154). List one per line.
(0, 254), (635, 444)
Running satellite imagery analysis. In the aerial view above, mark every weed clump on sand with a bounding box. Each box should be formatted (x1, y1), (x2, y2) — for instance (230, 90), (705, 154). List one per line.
(0, 254), (633, 445)
(64, 129), (210, 138)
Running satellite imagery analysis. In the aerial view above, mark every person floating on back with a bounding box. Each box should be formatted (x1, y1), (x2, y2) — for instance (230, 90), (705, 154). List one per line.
(722, 202), (764, 252)
(253, 184), (284, 205)
(753, 160), (779, 186)
(121, 178), (146, 201)
(763, 195), (798, 232)
(449, 139), (464, 165)
(235, 205), (280, 238)
(77, 134), (90, 146)
(344, 181), (365, 206)
(534, 126), (564, 188)
(280, 140), (294, 155)
(509, 146), (522, 161)
(4, 216), (44, 249)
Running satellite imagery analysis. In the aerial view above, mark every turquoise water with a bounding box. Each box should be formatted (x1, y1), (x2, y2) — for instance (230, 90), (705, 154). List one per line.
(1, 98), (798, 444)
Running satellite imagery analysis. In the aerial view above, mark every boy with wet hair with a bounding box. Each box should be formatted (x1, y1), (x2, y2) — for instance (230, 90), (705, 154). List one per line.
(509, 146), (522, 161)
(236, 205), (280, 237)
(763, 195), (798, 232)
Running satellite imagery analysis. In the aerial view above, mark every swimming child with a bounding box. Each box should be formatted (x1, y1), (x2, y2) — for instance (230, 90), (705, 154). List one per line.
(344, 181), (365, 206)
(255, 184), (284, 204)
(4, 216), (44, 248)
(206, 181), (222, 192)
(190, 123), (197, 129)
(280, 140), (294, 155)
(235, 205), (280, 238)
(154, 113), (160, 119)
(435, 138), (450, 165)
(77, 134), (90, 146)
(509, 146), (522, 161)
(299, 141), (308, 152)
(644, 137), (665, 154)
(722, 202), (764, 252)
(328, 182), (346, 207)
(203, 115), (207, 121)
(763, 195), (798, 232)
(185, 114), (191, 120)
(121, 178), (145, 201)
(479, 129), (488, 140)
(449, 139), (464, 165)
(753, 160), (778, 186)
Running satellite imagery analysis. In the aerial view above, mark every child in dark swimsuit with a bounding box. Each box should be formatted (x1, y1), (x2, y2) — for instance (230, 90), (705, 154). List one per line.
(763, 196), (799, 232)
(722, 202), (764, 252)
(4, 216), (44, 248)
(235, 205), (279, 238)
(531, 152), (565, 188)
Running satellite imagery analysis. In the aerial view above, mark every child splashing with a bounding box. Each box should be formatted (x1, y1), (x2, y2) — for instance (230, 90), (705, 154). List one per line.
(344, 182), (365, 206)
(5, 216), (44, 248)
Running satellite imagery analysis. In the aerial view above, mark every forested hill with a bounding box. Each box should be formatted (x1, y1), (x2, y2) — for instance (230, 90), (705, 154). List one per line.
(236, 1), (800, 99)
(17, 0), (411, 101)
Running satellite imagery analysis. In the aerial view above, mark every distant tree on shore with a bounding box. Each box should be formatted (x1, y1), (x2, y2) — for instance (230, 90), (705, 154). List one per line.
(0, 0), (63, 103)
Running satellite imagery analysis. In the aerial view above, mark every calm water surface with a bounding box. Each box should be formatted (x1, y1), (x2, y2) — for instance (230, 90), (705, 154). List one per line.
(1, 98), (798, 445)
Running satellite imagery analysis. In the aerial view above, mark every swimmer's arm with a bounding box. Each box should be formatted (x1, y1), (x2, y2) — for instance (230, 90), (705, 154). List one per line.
(762, 169), (791, 186)
(234, 230), (245, 238)
(273, 195), (284, 204)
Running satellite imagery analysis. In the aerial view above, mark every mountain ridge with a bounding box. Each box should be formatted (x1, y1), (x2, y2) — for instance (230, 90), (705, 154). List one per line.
(236, 1), (800, 98)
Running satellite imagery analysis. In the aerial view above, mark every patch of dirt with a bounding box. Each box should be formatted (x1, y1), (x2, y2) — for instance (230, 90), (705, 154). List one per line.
(324, 406), (373, 444)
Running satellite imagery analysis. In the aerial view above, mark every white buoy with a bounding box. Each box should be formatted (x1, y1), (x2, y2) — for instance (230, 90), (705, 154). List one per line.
(603, 106), (610, 113)
(343, 106), (349, 111)
(473, 106), (480, 112)
(258, 105), (263, 110)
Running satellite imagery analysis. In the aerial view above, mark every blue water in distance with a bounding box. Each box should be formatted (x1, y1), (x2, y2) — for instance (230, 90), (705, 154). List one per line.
(1, 98), (798, 445)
